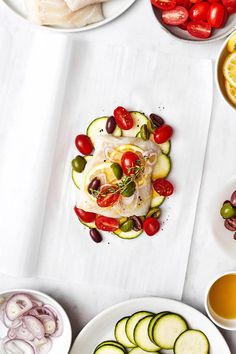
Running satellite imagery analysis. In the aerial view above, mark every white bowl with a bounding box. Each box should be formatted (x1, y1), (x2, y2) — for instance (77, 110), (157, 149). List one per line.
(215, 29), (236, 109)
(0, 289), (72, 354)
(205, 271), (236, 330)
(151, 5), (236, 43)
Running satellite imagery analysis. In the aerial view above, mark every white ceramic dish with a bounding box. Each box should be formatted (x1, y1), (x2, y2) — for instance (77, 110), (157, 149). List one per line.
(0, 289), (72, 354)
(152, 5), (236, 43)
(205, 271), (236, 331)
(215, 29), (236, 110)
(3, 0), (136, 33)
(70, 297), (231, 353)
(211, 176), (236, 258)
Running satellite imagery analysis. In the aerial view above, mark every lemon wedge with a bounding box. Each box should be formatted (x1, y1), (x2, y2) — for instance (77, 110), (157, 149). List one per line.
(223, 52), (236, 88)
(227, 33), (236, 53)
(225, 80), (236, 106)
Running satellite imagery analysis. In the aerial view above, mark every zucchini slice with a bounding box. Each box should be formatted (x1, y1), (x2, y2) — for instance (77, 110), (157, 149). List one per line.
(72, 155), (92, 189)
(174, 330), (209, 354)
(122, 112), (148, 138)
(115, 317), (135, 348)
(134, 315), (161, 352)
(80, 220), (96, 229)
(95, 341), (126, 351)
(148, 312), (168, 342)
(129, 348), (159, 353)
(152, 313), (188, 350)
(114, 229), (142, 240)
(87, 117), (122, 144)
(158, 140), (171, 155)
(150, 189), (165, 208)
(94, 344), (126, 354)
(126, 311), (153, 345)
(152, 154), (171, 180)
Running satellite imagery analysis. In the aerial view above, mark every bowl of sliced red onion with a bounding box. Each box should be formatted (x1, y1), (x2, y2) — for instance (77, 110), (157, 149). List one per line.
(0, 290), (72, 354)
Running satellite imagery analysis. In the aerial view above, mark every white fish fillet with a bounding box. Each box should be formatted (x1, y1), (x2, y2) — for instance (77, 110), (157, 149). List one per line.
(24, 0), (104, 28)
(76, 136), (160, 218)
(64, 0), (107, 12)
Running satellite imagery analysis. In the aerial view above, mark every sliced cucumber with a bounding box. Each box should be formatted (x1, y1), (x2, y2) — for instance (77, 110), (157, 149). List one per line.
(126, 311), (153, 345)
(152, 313), (188, 350)
(158, 140), (171, 155)
(115, 317), (135, 348)
(95, 341), (126, 351)
(148, 312), (168, 342)
(152, 154), (171, 180)
(134, 315), (160, 352)
(150, 189), (165, 208)
(72, 155), (92, 189)
(122, 112), (148, 137)
(114, 229), (142, 240)
(174, 330), (209, 354)
(94, 344), (126, 354)
(87, 117), (122, 144)
(129, 348), (159, 353)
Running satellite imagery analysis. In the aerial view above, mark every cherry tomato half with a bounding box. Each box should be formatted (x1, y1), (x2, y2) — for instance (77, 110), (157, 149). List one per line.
(121, 151), (141, 176)
(151, 0), (176, 10)
(95, 216), (119, 232)
(97, 185), (120, 208)
(154, 124), (173, 144)
(207, 3), (227, 28)
(162, 6), (189, 25)
(189, 2), (210, 21)
(153, 179), (174, 197)
(74, 206), (97, 223)
(187, 21), (212, 38)
(75, 134), (93, 155)
(143, 217), (160, 236)
(114, 106), (133, 130)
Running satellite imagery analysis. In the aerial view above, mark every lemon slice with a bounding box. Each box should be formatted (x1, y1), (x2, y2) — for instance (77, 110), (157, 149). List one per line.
(225, 80), (236, 106)
(85, 162), (115, 191)
(108, 144), (144, 163)
(223, 52), (236, 88)
(227, 33), (236, 53)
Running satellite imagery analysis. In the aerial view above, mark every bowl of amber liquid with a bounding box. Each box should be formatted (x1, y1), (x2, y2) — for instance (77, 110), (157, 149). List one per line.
(205, 272), (236, 330)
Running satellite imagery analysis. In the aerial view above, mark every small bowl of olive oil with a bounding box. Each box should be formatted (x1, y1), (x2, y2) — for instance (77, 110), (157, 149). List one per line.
(205, 272), (236, 330)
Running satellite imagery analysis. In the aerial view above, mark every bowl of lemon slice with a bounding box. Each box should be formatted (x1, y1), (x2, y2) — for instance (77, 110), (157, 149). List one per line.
(216, 31), (236, 109)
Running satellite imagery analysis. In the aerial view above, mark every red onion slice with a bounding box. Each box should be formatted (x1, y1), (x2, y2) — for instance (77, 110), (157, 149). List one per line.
(14, 325), (35, 341)
(43, 306), (63, 338)
(6, 294), (33, 321)
(4, 339), (35, 354)
(34, 338), (52, 354)
(23, 316), (45, 340)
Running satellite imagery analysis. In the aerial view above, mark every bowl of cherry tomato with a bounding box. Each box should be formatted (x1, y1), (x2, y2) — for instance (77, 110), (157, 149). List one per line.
(151, 0), (236, 42)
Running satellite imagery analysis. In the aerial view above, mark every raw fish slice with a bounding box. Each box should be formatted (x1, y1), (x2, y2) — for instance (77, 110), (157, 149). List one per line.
(64, 0), (107, 12)
(24, 0), (104, 28)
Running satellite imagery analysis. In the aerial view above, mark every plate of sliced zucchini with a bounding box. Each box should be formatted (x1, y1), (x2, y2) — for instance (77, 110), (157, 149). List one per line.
(72, 107), (173, 241)
(70, 297), (231, 354)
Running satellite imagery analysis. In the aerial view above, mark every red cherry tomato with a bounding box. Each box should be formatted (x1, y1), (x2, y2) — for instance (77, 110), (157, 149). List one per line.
(162, 6), (189, 25)
(97, 185), (120, 208)
(95, 216), (119, 232)
(151, 0), (176, 10)
(74, 206), (96, 223)
(189, 2), (210, 21)
(121, 151), (141, 176)
(187, 21), (212, 38)
(154, 124), (173, 144)
(178, 20), (190, 30)
(75, 134), (93, 155)
(222, 0), (236, 13)
(143, 217), (160, 236)
(207, 3), (227, 28)
(153, 179), (174, 197)
(208, 0), (220, 3)
(190, 0), (202, 4)
(114, 106), (133, 130)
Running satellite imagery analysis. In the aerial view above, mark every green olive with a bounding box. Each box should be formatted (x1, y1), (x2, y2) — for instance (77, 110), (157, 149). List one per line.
(120, 219), (134, 232)
(220, 202), (236, 219)
(121, 181), (136, 197)
(147, 120), (155, 133)
(140, 124), (150, 141)
(72, 155), (86, 173)
(111, 163), (123, 180)
(146, 207), (161, 219)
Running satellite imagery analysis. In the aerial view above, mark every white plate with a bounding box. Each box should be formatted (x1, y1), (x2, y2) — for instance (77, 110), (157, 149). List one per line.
(70, 297), (231, 353)
(3, 0), (136, 32)
(211, 176), (236, 259)
(0, 289), (72, 354)
(152, 5), (236, 43)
